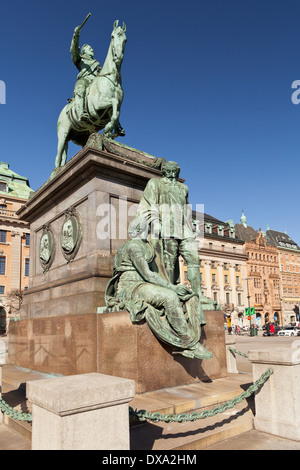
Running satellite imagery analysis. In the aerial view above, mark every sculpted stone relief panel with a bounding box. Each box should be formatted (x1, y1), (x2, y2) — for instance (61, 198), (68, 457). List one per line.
(39, 207), (82, 271)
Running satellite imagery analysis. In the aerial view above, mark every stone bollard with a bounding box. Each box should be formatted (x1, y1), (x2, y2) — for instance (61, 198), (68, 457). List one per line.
(0, 340), (7, 424)
(248, 340), (300, 441)
(27, 372), (135, 450)
(225, 335), (238, 373)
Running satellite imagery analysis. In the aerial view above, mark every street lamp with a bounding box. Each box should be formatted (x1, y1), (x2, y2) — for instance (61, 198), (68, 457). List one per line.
(243, 277), (255, 336)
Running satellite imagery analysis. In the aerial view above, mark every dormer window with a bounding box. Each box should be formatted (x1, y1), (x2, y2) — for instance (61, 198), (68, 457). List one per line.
(218, 225), (224, 236)
(0, 182), (7, 192)
(205, 222), (212, 234)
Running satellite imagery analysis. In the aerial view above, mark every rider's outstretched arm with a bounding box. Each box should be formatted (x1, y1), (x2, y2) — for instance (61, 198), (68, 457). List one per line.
(70, 26), (81, 68)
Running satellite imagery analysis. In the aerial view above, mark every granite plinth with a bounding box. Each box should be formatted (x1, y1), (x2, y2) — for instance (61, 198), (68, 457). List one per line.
(9, 310), (226, 393)
(17, 145), (162, 318)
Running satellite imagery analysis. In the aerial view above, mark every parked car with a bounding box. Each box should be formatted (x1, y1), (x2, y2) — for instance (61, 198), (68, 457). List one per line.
(277, 327), (300, 337)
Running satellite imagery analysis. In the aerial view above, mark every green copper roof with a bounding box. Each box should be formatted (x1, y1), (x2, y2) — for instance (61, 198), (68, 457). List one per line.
(0, 162), (33, 199)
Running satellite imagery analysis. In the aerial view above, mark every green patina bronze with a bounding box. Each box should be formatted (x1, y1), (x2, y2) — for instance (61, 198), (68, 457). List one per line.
(105, 217), (212, 360)
(105, 161), (217, 359)
(55, 15), (127, 167)
(136, 161), (217, 310)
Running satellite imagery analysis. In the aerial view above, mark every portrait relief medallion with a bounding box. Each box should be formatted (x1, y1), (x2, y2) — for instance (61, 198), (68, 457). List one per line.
(39, 224), (55, 272)
(60, 207), (82, 262)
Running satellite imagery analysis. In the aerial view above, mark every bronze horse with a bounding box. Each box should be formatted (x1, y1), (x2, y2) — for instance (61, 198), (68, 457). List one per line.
(55, 20), (127, 167)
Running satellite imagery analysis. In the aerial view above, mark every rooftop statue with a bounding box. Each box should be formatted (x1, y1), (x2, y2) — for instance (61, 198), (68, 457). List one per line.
(55, 15), (127, 168)
(105, 217), (213, 360)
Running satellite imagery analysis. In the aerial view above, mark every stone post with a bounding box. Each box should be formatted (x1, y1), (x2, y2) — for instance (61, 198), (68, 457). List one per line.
(225, 335), (238, 374)
(27, 372), (135, 450)
(248, 341), (300, 440)
(0, 340), (7, 424)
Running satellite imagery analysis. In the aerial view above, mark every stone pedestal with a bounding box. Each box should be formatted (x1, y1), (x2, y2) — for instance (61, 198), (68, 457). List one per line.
(9, 310), (226, 394)
(10, 142), (227, 394)
(17, 143), (162, 318)
(248, 342), (300, 440)
(27, 372), (135, 450)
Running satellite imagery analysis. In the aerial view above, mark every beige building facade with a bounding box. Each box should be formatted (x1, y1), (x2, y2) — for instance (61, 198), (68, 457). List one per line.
(245, 230), (281, 327)
(180, 213), (248, 328)
(235, 213), (282, 327)
(0, 162), (32, 332)
(266, 229), (300, 325)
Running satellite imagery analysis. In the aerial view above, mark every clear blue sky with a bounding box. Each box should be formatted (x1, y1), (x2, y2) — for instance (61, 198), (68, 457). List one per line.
(1, 0), (300, 242)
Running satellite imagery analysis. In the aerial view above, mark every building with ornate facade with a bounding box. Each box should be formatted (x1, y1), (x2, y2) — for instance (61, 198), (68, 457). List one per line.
(0, 162), (32, 333)
(235, 212), (281, 327)
(266, 229), (300, 325)
(180, 213), (248, 328)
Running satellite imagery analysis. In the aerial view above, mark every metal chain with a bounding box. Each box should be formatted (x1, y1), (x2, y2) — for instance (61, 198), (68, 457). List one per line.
(228, 346), (248, 358)
(0, 397), (32, 422)
(129, 347), (273, 423)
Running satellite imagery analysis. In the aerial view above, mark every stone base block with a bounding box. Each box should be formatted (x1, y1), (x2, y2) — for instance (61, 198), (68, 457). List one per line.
(249, 346), (300, 441)
(27, 373), (135, 450)
(9, 310), (226, 394)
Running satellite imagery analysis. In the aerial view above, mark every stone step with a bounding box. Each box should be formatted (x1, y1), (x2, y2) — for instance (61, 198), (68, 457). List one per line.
(130, 402), (253, 450)
(1, 364), (63, 446)
(129, 372), (255, 450)
(3, 413), (32, 443)
(0, 423), (31, 450)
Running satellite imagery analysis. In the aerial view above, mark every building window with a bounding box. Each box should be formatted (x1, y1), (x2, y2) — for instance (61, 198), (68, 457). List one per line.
(0, 230), (6, 243)
(236, 276), (240, 285)
(25, 258), (30, 276)
(237, 293), (242, 305)
(205, 223), (212, 234)
(218, 225), (224, 236)
(224, 275), (229, 284)
(254, 278), (261, 288)
(212, 274), (216, 283)
(226, 292), (230, 304)
(0, 286), (4, 294)
(0, 257), (5, 275)
(0, 307), (5, 333)
(0, 182), (7, 192)
(25, 233), (30, 246)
